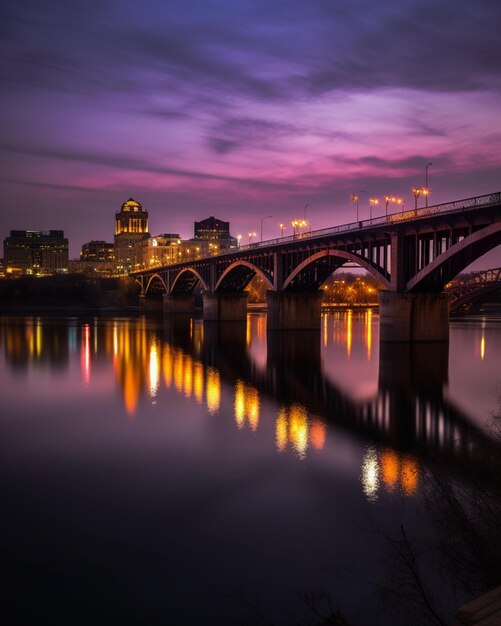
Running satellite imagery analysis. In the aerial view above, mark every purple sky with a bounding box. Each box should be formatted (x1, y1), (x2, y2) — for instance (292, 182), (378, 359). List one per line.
(1, 0), (501, 264)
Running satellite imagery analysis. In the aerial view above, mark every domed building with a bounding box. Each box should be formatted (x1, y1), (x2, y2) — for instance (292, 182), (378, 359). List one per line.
(114, 198), (150, 274)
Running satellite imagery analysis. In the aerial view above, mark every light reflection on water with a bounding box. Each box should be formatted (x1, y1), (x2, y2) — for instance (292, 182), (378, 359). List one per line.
(0, 311), (500, 624)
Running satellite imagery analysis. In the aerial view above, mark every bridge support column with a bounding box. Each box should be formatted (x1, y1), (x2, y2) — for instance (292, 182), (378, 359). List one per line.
(266, 291), (323, 330)
(139, 294), (164, 311)
(379, 291), (450, 342)
(163, 294), (195, 314)
(202, 292), (248, 321)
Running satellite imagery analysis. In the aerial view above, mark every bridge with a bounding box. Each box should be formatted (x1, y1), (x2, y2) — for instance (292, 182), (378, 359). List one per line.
(131, 192), (501, 341)
(449, 267), (501, 313)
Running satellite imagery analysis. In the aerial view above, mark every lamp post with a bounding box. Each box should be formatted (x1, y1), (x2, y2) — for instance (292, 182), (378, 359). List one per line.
(369, 198), (379, 221)
(279, 223), (286, 237)
(385, 196), (404, 216)
(412, 187), (421, 211)
(351, 194), (359, 221)
(237, 234), (242, 247)
(248, 231), (256, 244)
(425, 162), (432, 207)
(260, 215), (272, 242)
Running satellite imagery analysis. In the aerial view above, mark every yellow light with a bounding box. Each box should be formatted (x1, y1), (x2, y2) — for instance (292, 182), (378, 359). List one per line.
(206, 367), (221, 414)
(234, 380), (246, 428)
(148, 340), (160, 399)
(193, 361), (204, 403)
(289, 403), (308, 458)
(275, 407), (288, 452)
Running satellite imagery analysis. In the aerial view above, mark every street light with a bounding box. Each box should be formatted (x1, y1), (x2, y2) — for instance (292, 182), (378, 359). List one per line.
(425, 162), (432, 207)
(369, 197), (379, 221)
(260, 215), (272, 242)
(351, 194), (359, 221)
(384, 196), (404, 216)
(279, 223), (286, 237)
(248, 231), (256, 244)
(412, 187), (421, 211)
(237, 234), (242, 247)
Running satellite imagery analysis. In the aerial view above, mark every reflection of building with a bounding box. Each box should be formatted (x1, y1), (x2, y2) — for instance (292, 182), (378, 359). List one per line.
(114, 198), (149, 274)
(3, 230), (68, 276)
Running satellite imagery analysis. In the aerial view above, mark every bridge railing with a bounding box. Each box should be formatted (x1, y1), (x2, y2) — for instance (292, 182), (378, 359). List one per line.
(235, 191), (501, 253)
(132, 191), (500, 273)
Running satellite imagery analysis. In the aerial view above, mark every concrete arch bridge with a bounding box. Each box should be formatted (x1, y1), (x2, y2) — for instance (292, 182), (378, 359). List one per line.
(132, 192), (501, 341)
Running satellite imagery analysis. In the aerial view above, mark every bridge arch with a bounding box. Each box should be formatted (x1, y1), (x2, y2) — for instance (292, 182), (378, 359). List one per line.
(215, 260), (274, 293)
(170, 267), (209, 294)
(407, 222), (501, 292)
(282, 249), (391, 291)
(144, 273), (168, 295)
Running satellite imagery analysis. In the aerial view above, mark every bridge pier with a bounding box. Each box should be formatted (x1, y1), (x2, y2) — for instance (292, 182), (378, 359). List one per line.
(202, 292), (248, 321)
(163, 294), (195, 314)
(379, 291), (450, 342)
(266, 291), (323, 330)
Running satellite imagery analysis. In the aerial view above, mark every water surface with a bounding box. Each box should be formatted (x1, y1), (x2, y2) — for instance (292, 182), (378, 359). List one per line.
(1, 312), (500, 625)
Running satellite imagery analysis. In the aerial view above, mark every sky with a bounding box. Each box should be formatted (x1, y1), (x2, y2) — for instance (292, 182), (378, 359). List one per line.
(1, 0), (501, 262)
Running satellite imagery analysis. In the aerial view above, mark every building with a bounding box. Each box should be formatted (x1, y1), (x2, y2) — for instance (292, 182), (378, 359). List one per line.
(114, 198), (149, 274)
(190, 216), (238, 254)
(81, 240), (114, 262)
(3, 230), (69, 276)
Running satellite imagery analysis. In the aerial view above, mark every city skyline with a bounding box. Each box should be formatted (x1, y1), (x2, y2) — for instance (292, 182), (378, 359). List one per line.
(1, 0), (501, 264)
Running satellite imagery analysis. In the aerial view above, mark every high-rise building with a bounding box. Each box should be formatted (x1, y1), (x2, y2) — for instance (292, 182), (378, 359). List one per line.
(81, 240), (114, 262)
(191, 216), (237, 254)
(3, 230), (69, 276)
(114, 198), (149, 273)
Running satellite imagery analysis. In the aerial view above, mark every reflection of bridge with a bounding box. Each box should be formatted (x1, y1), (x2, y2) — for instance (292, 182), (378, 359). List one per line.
(132, 192), (501, 340)
(449, 267), (501, 313)
(161, 318), (499, 481)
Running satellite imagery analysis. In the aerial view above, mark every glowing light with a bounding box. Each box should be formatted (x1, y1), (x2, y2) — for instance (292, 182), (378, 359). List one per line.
(183, 355), (193, 398)
(234, 380), (246, 428)
(233, 380), (260, 430)
(346, 309), (352, 358)
(366, 308), (372, 361)
(193, 361), (204, 404)
(380, 450), (399, 491)
(309, 418), (326, 450)
(361, 446), (380, 502)
(401, 457), (419, 495)
(206, 367), (221, 414)
(149, 340), (160, 399)
(173, 349), (184, 392)
(81, 324), (91, 385)
(289, 403), (308, 458)
(163, 345), (173, 388)
(275, 407), (288, 452)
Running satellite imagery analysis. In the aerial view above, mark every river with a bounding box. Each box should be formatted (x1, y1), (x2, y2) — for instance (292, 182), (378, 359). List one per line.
(1, 312), (500, 625)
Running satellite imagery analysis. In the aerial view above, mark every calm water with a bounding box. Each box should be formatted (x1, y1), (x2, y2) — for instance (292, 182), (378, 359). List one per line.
(1, 312), (501, 625)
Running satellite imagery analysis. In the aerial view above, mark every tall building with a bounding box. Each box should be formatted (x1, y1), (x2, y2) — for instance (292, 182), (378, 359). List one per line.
(3, 230), (69, 276)
(114, 198), (149, 274)
(81, 240), (114, 262)
(191, 216), (237, 254)
(194, 216), (230, 240)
